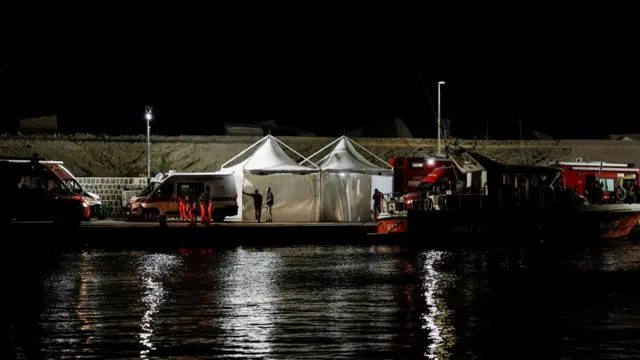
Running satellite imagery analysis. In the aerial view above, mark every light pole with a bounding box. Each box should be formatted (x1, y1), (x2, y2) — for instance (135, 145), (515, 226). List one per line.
(437, 81), (445, 154)
(145, 106), (153, 181)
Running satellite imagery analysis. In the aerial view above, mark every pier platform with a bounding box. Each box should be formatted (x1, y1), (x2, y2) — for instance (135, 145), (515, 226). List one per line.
(9, 219), (380, 250)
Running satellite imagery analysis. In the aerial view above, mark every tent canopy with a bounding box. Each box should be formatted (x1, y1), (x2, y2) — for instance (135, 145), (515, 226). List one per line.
(222, 135), (318, 173)
(303, 135), (393, 176)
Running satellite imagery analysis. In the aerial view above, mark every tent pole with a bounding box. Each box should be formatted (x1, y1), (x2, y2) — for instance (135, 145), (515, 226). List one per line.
(316, 172), (322, 222)
(221, 135), (268, 169)
(300, 136), (343, 165)
(273, 136), (319, 169)
(348, 137), (392, 169)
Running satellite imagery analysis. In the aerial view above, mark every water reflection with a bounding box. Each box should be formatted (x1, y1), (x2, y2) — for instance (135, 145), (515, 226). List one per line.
(419, 251), (457, 359)
(137, 254), (182, 358)
(12, 243), (640, 358)
(574, 241), (640, 272)
(76, 252), (97, 351)
(217, 247), (281, 356)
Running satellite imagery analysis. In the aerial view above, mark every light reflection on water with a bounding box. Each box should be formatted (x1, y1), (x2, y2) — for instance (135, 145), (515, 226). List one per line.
(419, 251), (456, 359)
(217, 247), (280, 357)
(137, 254), (182, 358)
(6, 243), (640, 358)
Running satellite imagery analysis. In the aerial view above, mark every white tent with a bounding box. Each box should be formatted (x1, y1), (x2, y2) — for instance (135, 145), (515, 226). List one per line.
(301, 136), (393, 222)
(221, 135), (319, 222)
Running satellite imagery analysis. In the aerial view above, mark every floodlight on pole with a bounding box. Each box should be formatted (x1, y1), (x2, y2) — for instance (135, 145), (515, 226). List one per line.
(145, 106), (153, 181)
(437, 81), (445, 154)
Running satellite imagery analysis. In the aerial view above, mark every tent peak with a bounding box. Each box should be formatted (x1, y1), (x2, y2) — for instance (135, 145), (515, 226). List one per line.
(221, 134), (318, 171)
(302, 136), (391, 170)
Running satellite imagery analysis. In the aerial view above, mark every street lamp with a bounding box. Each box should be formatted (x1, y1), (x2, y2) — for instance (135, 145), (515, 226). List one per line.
(145, 106), (153, 181)
(437, 81), (445, 154)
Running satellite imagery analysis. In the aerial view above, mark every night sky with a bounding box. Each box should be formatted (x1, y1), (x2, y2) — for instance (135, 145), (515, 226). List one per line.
(2, 15), (638, 140)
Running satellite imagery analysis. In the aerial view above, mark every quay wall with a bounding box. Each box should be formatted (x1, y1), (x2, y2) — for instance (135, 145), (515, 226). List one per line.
(2, 134), (640, 177)
(77, 177), (147, 218)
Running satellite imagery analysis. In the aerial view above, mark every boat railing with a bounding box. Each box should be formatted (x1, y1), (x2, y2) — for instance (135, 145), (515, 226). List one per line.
(380, 192), (417, 214)
(405, 187), (591, 212)
(382, 186), (638, 214)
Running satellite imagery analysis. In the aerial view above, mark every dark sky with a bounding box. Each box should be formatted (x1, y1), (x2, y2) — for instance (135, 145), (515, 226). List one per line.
(2, 14), (638, 139)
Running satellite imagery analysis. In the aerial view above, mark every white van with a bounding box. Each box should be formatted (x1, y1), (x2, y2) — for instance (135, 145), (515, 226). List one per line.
(128, 172), (238, 222)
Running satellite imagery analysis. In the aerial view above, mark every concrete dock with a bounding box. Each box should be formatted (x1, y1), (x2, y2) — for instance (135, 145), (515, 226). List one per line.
(10, 219), (379, 250)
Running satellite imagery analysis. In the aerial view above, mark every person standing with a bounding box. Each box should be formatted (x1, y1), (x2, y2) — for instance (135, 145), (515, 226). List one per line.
(188, 188), (197, 225)
(372, 188), (383, 220)
(179, 191), (188, 222)
(265, 187), (274, 222)
(200, 185), (212, 224)
(243, 189), (263, 222)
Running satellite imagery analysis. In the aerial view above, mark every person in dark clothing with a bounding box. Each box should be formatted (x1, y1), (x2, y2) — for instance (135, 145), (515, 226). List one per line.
(372, 188), (383, 220)
(188, 188), (197, 225)
(200, 185), (212, 224)
(243, 189), (263, 222)
(593, 182), (603, 204)
(265, 187), (274, 222)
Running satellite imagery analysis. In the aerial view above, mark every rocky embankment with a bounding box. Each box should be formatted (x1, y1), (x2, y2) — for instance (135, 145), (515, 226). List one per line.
(1, 134), (640, 177)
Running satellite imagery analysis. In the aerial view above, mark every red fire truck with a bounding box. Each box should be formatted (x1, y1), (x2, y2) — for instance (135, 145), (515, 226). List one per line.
(551, 161), (639, 201)
(390, 156), (452, 194)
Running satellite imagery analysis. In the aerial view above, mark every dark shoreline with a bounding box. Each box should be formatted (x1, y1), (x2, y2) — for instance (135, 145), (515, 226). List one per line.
(8, 220), (379, 251)
(7, 220), (638, 254)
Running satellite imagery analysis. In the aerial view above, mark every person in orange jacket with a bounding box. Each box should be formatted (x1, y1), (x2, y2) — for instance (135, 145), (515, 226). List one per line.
(179, 192), (188, 221)
(199, 185), (212, 225)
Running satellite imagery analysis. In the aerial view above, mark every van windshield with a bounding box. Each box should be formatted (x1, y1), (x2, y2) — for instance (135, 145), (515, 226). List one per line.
(138, 182), (161, 197)
(64, 179), (84, 193)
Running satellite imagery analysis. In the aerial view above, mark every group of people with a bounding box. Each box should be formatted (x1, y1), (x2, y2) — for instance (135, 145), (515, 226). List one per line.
(178, 185), (214, 225)
(243, 187), (274, 223)
(175, 186), (276, 224)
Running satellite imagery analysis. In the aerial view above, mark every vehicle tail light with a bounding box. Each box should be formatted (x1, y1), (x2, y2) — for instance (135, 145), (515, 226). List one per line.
(234, 194), (238, 206)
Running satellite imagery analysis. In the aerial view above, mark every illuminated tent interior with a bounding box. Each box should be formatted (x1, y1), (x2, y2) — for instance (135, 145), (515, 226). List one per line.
(302, 135), (393, 222)
(220, 135), (319, 222)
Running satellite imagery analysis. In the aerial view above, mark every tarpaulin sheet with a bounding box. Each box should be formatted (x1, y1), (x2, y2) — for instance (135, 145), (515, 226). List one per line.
(242, 173), (318, 222)
(320, 172), (371, 222)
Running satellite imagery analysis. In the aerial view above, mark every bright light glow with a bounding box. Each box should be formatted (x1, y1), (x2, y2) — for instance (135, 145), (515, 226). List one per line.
(137, 254), (181, 359)
(427, 159), (435, 166)
(145, 112), (152, 121)
(438, 81), (445, 85)
(420, 250), (457, 359)
(218, 248), (280, 356)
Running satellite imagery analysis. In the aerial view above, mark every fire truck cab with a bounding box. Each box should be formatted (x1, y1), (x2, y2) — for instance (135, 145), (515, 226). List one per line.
(400, 152), (487, 208)
(551, 161), (639, 201)
(390, 156), (452, 194)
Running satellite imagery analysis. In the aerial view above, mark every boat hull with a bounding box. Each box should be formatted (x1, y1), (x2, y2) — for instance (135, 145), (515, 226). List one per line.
(407, 204), (640, 241)
(376, 215), (408, 233)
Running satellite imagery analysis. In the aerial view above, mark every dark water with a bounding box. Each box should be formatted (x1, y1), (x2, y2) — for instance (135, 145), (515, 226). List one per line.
(5, 242), (640, 359)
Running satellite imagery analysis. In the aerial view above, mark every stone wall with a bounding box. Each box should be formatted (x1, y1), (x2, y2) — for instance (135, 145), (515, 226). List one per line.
(77, 177), (147, 218)
(2, 133), (640, 177)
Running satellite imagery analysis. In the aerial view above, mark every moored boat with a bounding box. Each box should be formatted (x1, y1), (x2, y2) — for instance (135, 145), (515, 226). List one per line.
(379, 147), (640, 244)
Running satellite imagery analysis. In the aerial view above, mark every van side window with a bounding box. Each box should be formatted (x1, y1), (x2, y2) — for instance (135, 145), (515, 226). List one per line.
(600, 178), (615, 191)
(178, 183), (205, 199)
(154, 182), (174, 200)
